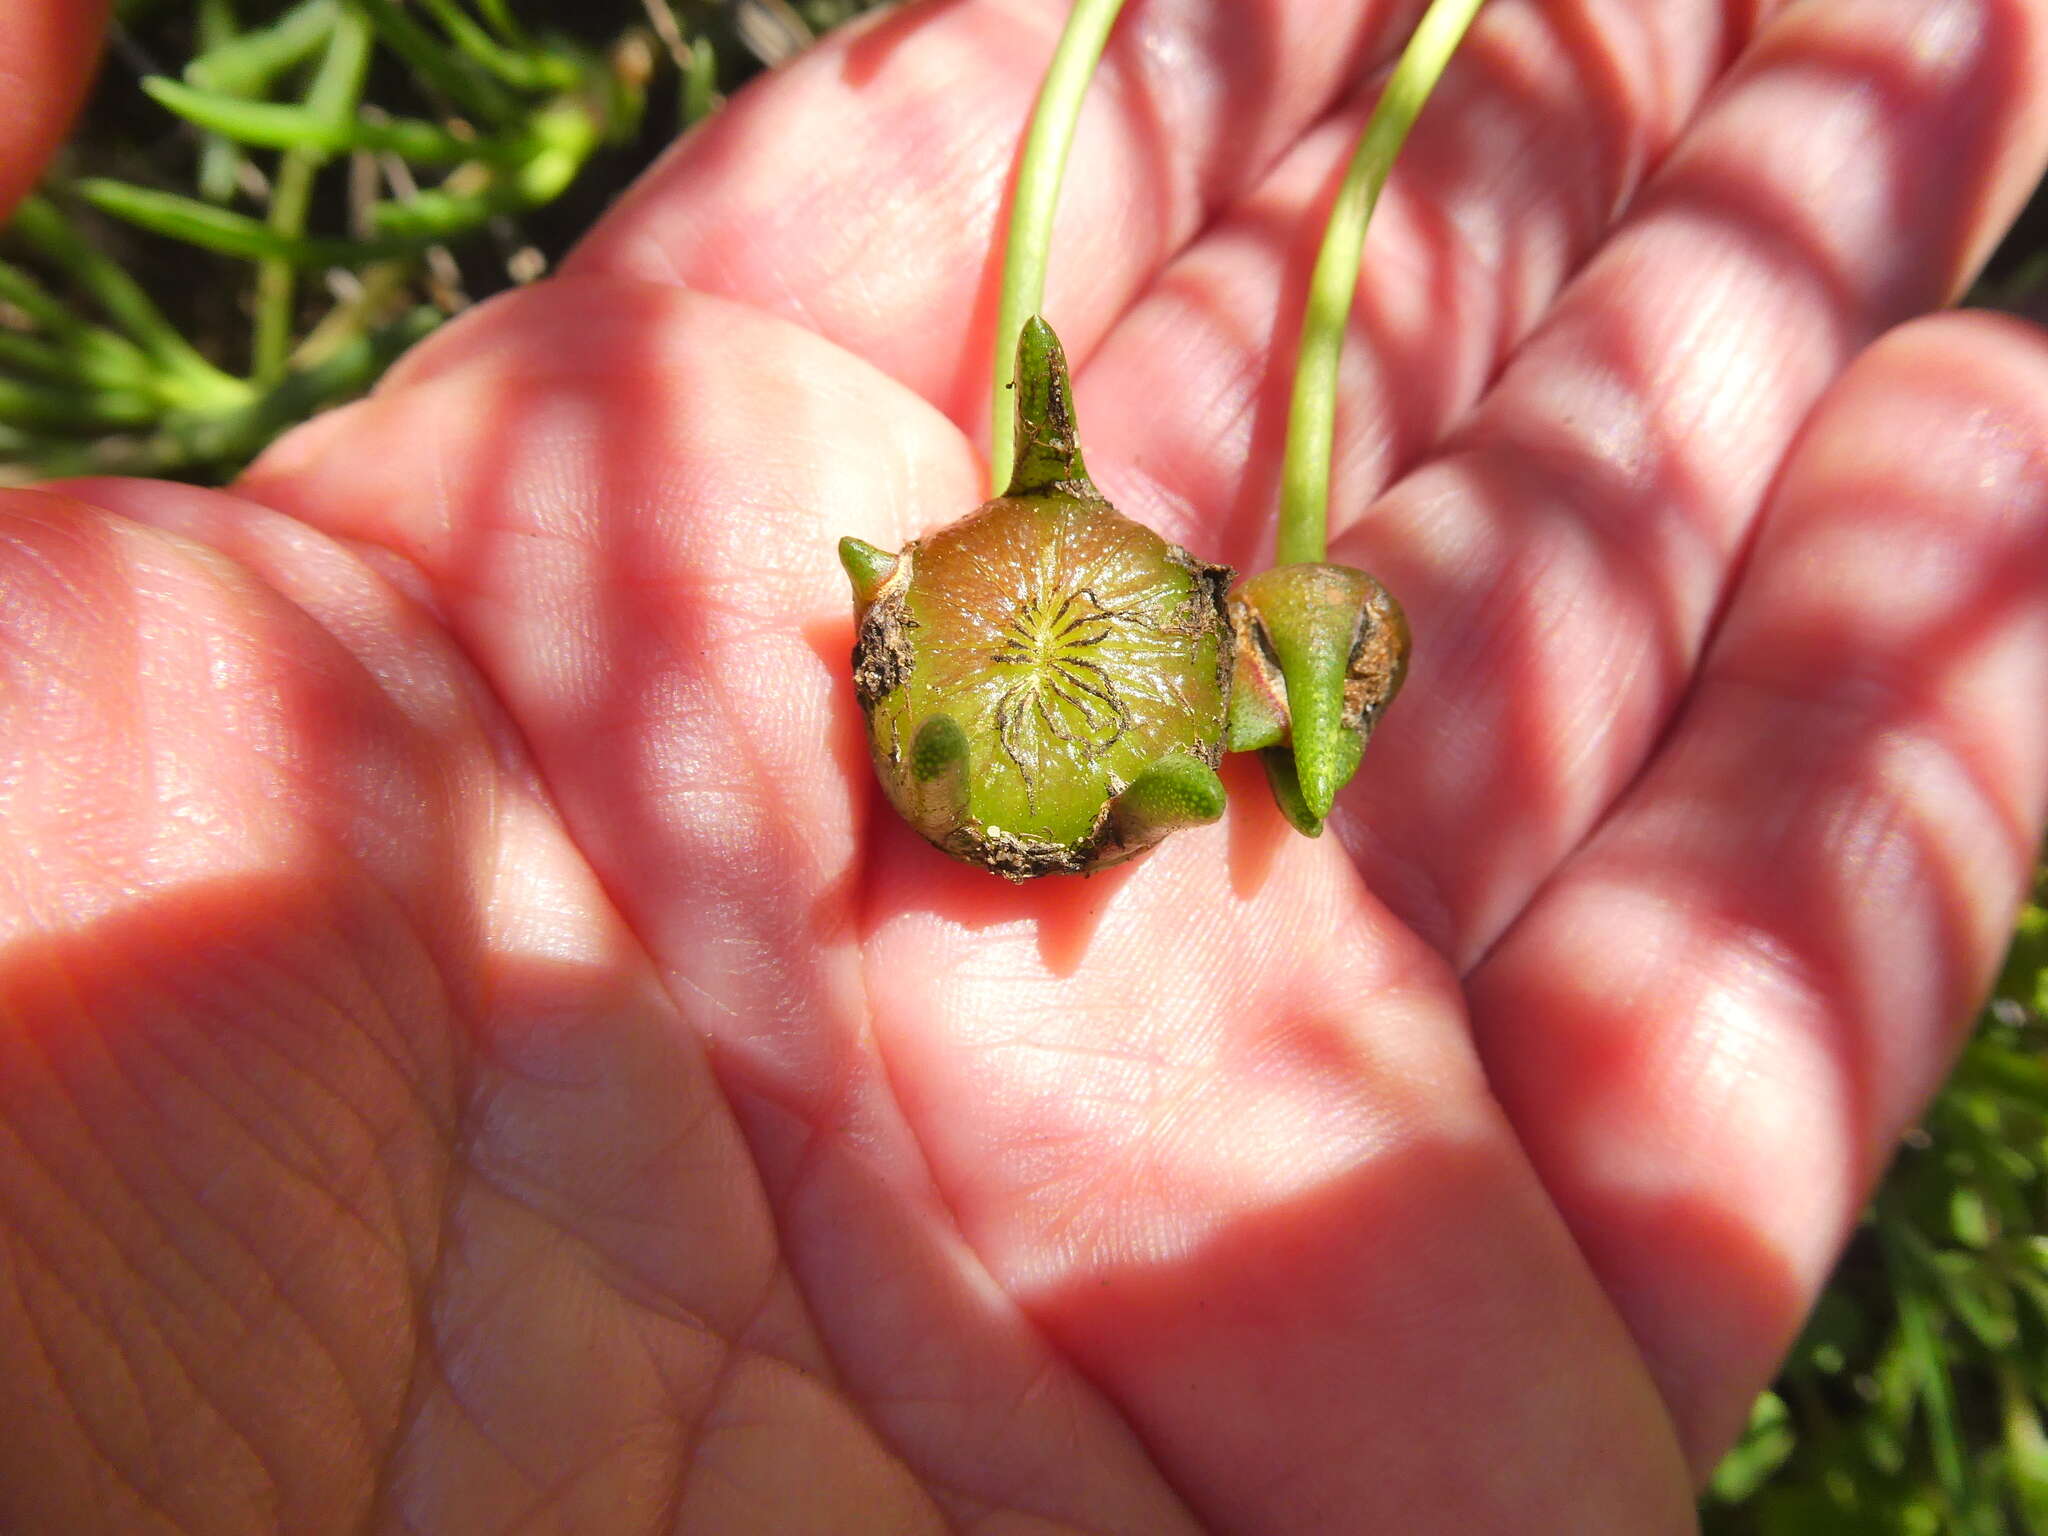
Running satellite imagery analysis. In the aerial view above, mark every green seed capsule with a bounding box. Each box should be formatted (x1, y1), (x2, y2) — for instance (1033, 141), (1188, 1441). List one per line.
(841, 319), (1233, 879)
(1226, 562), (1409, 836)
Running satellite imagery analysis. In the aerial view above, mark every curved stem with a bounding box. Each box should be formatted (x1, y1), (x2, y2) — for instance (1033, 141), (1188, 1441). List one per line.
(1274, 0), (1486, 565)
(989, 0), (1125, 496)
(256, 7), (372, 382)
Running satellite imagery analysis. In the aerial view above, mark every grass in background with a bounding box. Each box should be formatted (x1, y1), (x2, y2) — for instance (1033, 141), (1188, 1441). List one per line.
(5, 4), (2047, 1528)
(0, 0), (874, 480)
(1705, 878), (2048, 1535)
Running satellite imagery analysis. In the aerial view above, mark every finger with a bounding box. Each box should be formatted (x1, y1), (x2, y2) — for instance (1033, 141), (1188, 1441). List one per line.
(0, 0), (104, 220)
(563, 0), (1418, 423)
(241, 280), (982, 1216)
(1080, 0), (1780, 564)
(237, 279), (1211, 1533)
(35, 475), (931, 1534)
(857, 770), (1696, 1531)
(1325, 0), (2048, 964)
(1465, 311), (2048, 1474)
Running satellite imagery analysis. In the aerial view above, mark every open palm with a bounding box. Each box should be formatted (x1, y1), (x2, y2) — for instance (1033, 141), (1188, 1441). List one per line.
(8, 0), (2048, 1530)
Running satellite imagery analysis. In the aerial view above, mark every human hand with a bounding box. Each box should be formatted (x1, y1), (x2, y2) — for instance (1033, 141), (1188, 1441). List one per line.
(7, 1), (2048, 1530)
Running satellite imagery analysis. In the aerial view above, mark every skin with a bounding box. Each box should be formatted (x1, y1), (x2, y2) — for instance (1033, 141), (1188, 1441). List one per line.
(4, 0), (2048, 1530)
(0, 0), (103, 219)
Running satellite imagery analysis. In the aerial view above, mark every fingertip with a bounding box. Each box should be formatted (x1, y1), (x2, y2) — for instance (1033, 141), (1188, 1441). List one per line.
(234, 394), (374, 497)
(1464, 292), (2048, 1481)
(1855, 305), (2048, 381)
(0, 0), (108, 219)
(1767, 308), (2048, 538)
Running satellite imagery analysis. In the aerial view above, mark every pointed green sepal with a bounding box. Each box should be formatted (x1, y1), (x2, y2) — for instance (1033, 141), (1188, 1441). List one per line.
(1232, 563), (1409, 822)
(1237, 565), (1356, 818)
(1107, 752), (1226, 840)
(1088, 751), (1227, 868)
(838, 536), (900, 609)
(1004, 316), (1092, 498)
(1258, 747), (1323, 837)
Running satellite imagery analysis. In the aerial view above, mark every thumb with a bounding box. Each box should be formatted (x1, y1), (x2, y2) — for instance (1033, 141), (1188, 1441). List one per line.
(0, 0), (108, 221)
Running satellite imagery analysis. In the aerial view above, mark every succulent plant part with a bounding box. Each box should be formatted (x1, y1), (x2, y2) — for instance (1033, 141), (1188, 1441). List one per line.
(835, 0), (1464, 878)
(841, 318), (1232, 879)
(1212, 0), (1472, 838)
(1226, 563), (1409, 837)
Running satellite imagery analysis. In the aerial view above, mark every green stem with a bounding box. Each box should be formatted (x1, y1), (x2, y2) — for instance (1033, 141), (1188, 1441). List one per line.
(0, 262), (159, 392)
(194, 0), (244, 203)
(1274, 0), (1485, 565)
(351, 0), (520, 127)
(988, 0), (1125, 496)
(255, 8), (373, 382)
(254, 175), (316, 380)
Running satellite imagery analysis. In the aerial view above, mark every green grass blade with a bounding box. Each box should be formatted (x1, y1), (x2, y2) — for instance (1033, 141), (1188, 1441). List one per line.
(7, 195), (239, 394)
(370, 104), (598, 239)
(0, 375), (161, 430)
(0, 258), (94, 338)
(683, 35), (718, 125)
(74, 179), (395, 267)
(1956, 1036), (2048, 1108)
(349, 0), (520, 126)
(1881, 1212), (1977, 1517)
(467, 0), (534, 49)
(0, 330), (91, 384)
(186, 0), (339, 95)
(418, 0), (578, 91)
(194, 0), (245, 203)
(170, 304), (440, 467)
(1708, 1392), (1798, 1504)
(145, 77), (482, 163)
